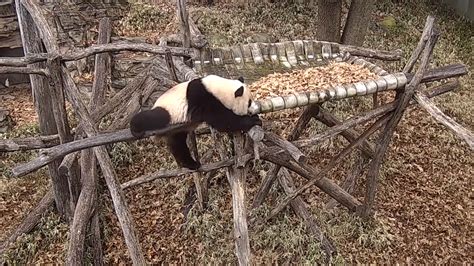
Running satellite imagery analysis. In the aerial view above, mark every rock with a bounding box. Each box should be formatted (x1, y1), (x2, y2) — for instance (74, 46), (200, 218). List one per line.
(0, 108), (15, 133)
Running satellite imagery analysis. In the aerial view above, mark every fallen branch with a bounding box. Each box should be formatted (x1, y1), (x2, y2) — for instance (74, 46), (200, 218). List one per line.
(414, 92), (474, 149)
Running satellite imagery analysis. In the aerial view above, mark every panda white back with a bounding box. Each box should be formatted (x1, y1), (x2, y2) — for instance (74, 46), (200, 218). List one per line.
(153, 81), (190, 124)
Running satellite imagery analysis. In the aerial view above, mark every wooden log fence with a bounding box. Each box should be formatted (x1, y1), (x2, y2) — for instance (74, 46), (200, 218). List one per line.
(0, 1), (471, 264)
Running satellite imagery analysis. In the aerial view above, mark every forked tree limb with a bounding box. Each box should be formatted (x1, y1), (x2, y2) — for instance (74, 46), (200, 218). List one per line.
(364, 16), (439, 217)
(414, 92), (474, 149)
(20, 0), (59, 54)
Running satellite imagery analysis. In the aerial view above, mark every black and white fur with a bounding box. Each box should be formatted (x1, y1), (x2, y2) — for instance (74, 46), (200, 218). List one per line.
(130, 75), (261, 170)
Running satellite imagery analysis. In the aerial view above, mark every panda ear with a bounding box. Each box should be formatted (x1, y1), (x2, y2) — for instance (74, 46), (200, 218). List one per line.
(234, 86), (244, 97)
(238, 76), (245, 83)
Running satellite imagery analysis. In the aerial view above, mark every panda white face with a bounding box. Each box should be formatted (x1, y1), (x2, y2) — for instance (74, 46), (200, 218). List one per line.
(201, 75), (253, 116)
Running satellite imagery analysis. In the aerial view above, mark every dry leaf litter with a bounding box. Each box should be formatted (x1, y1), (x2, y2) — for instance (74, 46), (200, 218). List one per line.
(248, 62), (379, 100)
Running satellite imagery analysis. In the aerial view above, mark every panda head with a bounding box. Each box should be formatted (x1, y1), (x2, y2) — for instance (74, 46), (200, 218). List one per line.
(201, 75), (253, 116)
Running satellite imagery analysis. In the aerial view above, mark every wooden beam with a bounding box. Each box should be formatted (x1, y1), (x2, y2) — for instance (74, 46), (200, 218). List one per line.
(364, 16), (438, 217)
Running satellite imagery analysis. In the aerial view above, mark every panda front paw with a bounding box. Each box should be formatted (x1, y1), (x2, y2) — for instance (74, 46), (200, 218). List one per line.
(250, 115), (263, 127)
(241, 115), (262, 131)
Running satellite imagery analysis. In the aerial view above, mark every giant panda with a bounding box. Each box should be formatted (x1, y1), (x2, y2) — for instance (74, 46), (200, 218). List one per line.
(130, 74), (262, 170)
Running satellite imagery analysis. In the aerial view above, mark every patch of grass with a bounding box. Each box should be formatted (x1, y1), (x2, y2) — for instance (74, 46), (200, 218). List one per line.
(1, 212), (69, 264)
(110, 142), (135, 168)
(116, 1), (172, 36)
(193, 2), (320, 47)
(1, 122), (40, 139)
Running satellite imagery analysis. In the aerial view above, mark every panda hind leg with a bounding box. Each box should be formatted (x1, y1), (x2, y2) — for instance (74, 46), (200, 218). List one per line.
(166, 132), (201, 170)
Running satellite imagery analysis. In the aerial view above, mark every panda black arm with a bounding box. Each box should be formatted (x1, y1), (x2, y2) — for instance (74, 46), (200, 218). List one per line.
(206, 111), (262, 133)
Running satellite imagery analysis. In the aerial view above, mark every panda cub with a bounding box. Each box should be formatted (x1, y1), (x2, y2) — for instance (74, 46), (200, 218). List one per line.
(130, 75), (262, 170)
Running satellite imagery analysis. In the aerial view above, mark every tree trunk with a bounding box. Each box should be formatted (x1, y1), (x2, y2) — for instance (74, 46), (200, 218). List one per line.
(15, 0), (73, 221)
(316, 0), (342, 42)
(341, 0), (376, 46)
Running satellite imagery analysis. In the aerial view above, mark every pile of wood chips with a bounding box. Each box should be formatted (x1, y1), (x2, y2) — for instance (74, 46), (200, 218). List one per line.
(248, 62), (379, 100)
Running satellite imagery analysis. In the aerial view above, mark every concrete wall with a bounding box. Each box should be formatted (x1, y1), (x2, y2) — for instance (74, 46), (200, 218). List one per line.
(442, 0), (474, 21)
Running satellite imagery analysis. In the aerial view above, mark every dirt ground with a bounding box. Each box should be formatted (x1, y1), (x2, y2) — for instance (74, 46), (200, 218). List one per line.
(1, 0), (473, 264)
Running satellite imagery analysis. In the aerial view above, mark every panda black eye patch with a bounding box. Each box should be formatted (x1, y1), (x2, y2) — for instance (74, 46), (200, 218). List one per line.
(234, 86), (244, 97)
(248, 99), (252, 107)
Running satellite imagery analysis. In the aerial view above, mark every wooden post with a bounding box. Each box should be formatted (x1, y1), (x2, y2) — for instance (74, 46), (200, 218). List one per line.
(66, 149), (98, 265)
(62, 67), (146, 265)
(363, 16), (438, 218)
(48, 58), (80, 214)
(176, 0), (192, 67)
(91, 17), (112, 108)
(177, 0), (191, 49)
(14, 0), (73, 221)
(229, 133), (251, 265)
(67, 17), (111, 265)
